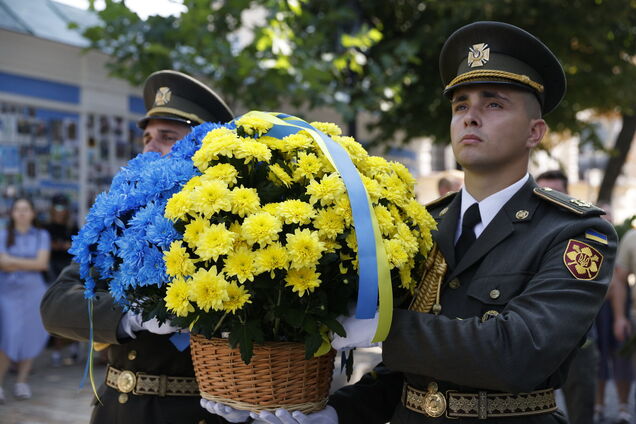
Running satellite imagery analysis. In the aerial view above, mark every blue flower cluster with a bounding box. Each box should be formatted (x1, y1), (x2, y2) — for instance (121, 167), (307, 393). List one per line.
(70, 122), (232, 304)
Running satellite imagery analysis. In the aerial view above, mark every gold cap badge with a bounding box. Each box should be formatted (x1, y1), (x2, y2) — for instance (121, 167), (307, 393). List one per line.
(563, 240), (603, 280)
(468, 43), (490, 68)
(154, 87), (172, 106)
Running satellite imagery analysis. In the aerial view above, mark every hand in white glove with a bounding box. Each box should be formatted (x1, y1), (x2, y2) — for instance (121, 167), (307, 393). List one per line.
(200, 399), (252, 423)
(250, 406), (338, 424)
(118, 310), (181, 339)
(330, 310), (380, 351)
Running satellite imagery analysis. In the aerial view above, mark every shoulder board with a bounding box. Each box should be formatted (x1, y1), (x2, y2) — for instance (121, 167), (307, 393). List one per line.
(424, 191), (458, 210)
(533, 187), (605, 216)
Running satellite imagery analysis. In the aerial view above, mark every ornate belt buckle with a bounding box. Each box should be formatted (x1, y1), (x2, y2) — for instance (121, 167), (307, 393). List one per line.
(423, 382), (446, 417)
(117, 370), (137, 393)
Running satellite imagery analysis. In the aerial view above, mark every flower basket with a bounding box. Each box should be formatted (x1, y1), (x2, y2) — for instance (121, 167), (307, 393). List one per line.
(190, 334), (336, 414)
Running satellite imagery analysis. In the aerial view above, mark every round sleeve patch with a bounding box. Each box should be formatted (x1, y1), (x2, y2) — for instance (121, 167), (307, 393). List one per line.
(563, 239), (603, 280)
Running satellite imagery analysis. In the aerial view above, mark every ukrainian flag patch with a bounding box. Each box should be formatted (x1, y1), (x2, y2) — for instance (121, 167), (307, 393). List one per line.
(585, 230), (608, 245)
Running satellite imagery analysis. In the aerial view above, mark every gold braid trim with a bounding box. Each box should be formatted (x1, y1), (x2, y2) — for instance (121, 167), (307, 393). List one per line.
(446, 70), (544, 93)
(409, 243), (448, 314)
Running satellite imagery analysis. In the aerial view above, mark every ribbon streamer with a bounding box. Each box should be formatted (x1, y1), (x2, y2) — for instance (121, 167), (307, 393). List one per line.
(235, 111), (392, 342)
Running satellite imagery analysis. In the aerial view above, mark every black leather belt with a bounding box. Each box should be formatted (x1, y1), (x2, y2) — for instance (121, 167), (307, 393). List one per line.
(403, 382), (557, 419)
(106, 365), (199, 397)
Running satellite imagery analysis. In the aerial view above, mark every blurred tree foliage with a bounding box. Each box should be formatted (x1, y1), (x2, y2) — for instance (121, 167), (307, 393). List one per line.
(83, 0), (636, 200)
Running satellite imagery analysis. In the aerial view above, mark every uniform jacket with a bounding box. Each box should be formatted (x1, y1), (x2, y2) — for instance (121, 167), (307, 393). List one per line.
(329, 178), (617, 424)
(41, 262), (228, 424)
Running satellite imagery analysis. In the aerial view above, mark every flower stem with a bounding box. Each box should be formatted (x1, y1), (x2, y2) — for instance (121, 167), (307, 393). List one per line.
(273, 288), (282, 338)
(212, 311), (229, 335)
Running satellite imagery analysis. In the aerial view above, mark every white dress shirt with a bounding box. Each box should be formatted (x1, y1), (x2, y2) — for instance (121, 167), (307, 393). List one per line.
(455, 174), (530, 244)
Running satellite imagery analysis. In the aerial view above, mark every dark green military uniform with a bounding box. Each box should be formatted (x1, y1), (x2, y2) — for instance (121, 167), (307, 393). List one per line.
(330, 180), (616, 423)
(328, 21), (616, 423)
(40, 70), (234, 424)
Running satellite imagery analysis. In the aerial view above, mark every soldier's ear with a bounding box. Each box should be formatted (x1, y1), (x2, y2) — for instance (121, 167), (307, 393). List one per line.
(527, 119), (546, 149)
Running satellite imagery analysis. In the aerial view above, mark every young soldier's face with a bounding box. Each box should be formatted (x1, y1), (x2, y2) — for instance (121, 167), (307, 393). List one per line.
(142, 119), (191, 156)
(449, 85), (544, 175)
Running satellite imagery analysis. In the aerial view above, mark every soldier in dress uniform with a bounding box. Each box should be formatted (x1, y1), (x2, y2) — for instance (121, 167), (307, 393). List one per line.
(41, 70), (234, 424)
(226, 21), (617, 424)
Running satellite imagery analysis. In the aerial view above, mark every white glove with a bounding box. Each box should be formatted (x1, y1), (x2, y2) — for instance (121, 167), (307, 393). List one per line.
(330, 310), (380, 351)
(118, 310), (181, 339)
(200, 399), (252, 423)
(249, 406), (338, 424)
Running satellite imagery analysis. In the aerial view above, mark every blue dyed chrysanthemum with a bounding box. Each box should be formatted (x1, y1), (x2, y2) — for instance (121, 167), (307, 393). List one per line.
(69, 121), (233, 304)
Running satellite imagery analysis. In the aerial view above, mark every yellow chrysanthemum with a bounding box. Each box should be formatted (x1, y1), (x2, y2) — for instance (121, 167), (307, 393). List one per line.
(203, 163), (239, 186)
(384, 238), (409, 269)
(278, 200), (316, 225)
(183, 216), (208, 245)
(223, 246), (256, 283)
(192, 180), (231, 217)
(182, 175), (203, 193)
(292, 152), (323, 181)
(345, 231), (358, 252)
(333, 196), (353, 227)
(255, 242), (289, 275)
(193, 128), (240, 171)
(235, 116), (273, 137)
(320, 237), (341, 253)
(379, 173), (408, 205)
(165, 191), (192, 222)
(235, 139), (272, 164)
(285, 228), (325, 269)
(399, 261), (416, 292)
(310, 121), (342, 137)
(313, 208), (345, 239)
(194, 223), (236, 261)
(390, 161), (417, 189)
(189, 266), (229, 312)
(282, 133), (313, 152)
(332, 135), (369, 166)
(374, 204), (396, 236)
(305, 173), (346, 206)
(164, 277), (194, 317)
(261, 202), (280, 216)
(396, 222), (419, 257)
(359, 155), (391, 177)
(285, 267), (321, 297)
(222, 282), (252, 314)
(258, 136), (285, 151)
(230, 186), (261, 217)
(164, 241), (196, 278)
(241, 212), (282, 246)
(268, 163), (293, 187)
(361, 175), (383, 204)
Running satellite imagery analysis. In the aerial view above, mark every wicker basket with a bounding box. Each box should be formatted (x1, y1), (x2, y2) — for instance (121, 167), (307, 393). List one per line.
(190, 334), (336, 414)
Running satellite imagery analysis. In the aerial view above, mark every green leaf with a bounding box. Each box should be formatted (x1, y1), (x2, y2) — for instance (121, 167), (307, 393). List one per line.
(323, 318), (346, 337)
(229, 319), (264, 364)
(304, 332), (323, 359)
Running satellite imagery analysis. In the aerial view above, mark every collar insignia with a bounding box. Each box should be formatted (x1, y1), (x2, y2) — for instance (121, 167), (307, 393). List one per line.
(468, 43), (490, 68)
(154, 87), (172, 106)
(563, 240), (603, 280)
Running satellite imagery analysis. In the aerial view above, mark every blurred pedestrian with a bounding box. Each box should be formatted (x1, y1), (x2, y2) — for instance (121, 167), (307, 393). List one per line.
(43, 193), (80, 367)
(536, 169), (599, 424)
(437, 175), (462, 197)
(608, 223), (636, 424)
(0, 196), (51, 402)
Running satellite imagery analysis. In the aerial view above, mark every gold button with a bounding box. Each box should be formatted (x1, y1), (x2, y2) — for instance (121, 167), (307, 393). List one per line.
(489, 289), (500, 300)
(449, 279), (460, 289)
(515, 210), (529, 220)
(439, 207), (448, 216)
(118, 393), (128, 404)
(128, 350), (137, 360)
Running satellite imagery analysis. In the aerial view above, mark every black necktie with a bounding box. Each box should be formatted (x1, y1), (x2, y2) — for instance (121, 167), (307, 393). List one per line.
(455, 203), (481, 262)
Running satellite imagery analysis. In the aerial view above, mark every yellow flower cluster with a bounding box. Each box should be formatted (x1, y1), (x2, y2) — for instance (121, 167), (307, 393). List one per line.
(163, 116), (435, 319)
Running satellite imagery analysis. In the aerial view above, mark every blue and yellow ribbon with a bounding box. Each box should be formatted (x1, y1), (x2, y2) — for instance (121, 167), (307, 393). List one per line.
(235, 111), (392, 342)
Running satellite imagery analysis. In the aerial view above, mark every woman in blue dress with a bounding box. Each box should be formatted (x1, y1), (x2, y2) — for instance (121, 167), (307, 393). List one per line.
(0, 197), (50, 402)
